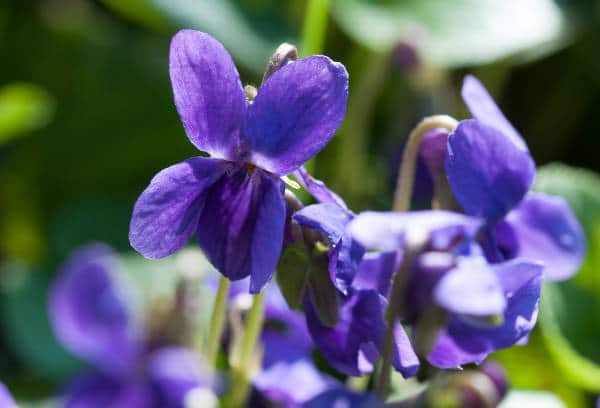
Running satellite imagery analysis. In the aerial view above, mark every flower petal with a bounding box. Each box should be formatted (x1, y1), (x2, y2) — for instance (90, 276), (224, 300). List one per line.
(305, 289), (385, 377)
(48, 244), (141, 375)
(303, 386), (380, 408)
(254, 359), (334, 406)
(129, 157), (227, 259)
(434, 257), (506, 316)
(419, 128), (450, 180)
(427, 259), (542, 368)
(169, 30), (247, 160)
(245, 56), (349, 175)
(0, 383), (16, 408)
(498, 192), (585, 280)
(348, 210), (482, 252)
(462, 75), (527, 151)
(63, 373), (153, 408)
(353, 251), (398, 297)
(294, 203), (363, 292)
(392, 322), (420, 378)
(446, 119), (535, 223)
(148, 347), (213, 406)
(293, 166), (348, 209)
(197, 168), (286, 293)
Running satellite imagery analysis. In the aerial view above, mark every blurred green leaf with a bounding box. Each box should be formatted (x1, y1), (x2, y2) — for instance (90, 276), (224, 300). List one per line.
(533, 163), (600, 391)
(276, 243), (310, 310)
(103, 0), (294, 72)
(306, 250), (339, 327)
(500, 390), (566, 408)
(0, 264), (81, 382)
(101, 0), (168, 30)
(0, 83), (54, 144)
(332, 0), (572, 67)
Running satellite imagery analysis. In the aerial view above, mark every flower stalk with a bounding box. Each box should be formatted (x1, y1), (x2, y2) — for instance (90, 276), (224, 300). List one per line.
(204, 276), (231, 367)
(393, 115), (458, 212)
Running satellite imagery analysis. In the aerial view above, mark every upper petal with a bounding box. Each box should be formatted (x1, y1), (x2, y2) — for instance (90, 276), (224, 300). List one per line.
(498, 192), (585, 280)
(63, 372), (153, 408)
(348, 210), (483, 252)
(462, 75), (527, 152)
(48, 244), (141, 375)
(170, 30), (247, 160)
(244, 56), (349, 175)
(446, 119), (536, 223)
(196, 168), (286, 293)
(129, 157), (227, 259)
(0, 383), (16, 408)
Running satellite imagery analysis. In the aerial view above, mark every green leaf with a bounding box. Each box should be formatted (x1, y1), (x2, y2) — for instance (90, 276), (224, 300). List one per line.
(0, 83), (54, 144)
(276, 243), (310, 310)
(101, 0), (169, 30)
(331, 0), (572, 67)
(533, 163), (600, 391)
(0, 263), (81, 382)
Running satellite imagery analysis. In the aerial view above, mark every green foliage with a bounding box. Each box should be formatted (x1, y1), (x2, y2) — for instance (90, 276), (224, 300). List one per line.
(0, 83), (54, 145)
(332, 0), (575, 67)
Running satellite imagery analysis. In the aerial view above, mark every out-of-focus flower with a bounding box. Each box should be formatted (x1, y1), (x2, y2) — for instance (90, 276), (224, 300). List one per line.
(445, 76), (585, 280)
(49, 244), (215, 408)
(129, 30), (349, 293)
(349, 211), (543, 369)
(303, 386), (381, 408)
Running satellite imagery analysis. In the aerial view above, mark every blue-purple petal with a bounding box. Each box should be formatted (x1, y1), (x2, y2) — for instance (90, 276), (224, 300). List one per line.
(63, 372), (153, 408)
(0, 383), (16, 408)
(446, 119), (535, 223)
(348, 210), (482, 253)
(48, 244), (141, 375)
(129, 157), (227, 259)
(245, 56), (349, 175)
(352, 252), (398, 297)
(148, 347), (213, 407)
(303, 387), (381, 408)
(196, 168), (286, 293)
(461, 75), (527, 152)
(254, 359), (334, 406)
(392, 323), (420, 378)
(434, 257), (505, 316)
(497, 192), (585, 280)
(305, 289), (385, 377)
(427, 259), (542, 368)
(169, 30), (247, 160)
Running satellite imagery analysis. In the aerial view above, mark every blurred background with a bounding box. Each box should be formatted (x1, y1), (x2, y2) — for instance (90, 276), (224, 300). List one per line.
(1, 0), (600, 406)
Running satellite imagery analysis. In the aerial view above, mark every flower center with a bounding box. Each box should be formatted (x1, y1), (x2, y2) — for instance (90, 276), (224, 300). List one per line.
(245, 163), (256, 173)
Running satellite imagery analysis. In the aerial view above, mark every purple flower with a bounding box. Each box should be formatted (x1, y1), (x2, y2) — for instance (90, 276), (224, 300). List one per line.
(49, 244), (214, 408)
(349, 210), (543, 369)
(293, 194), (418, 378)
(445, 75), (584, 280)
(129, 30), (349, 293)
(0, 383), (16, 408)
(303, 386), (381, 408)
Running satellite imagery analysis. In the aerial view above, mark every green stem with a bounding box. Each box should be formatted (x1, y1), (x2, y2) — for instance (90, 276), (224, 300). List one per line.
(229, 291), (266, 407)
(300, 0), (330, 56)
(204, 276), (230, 367)
(392, 115), (459, 212)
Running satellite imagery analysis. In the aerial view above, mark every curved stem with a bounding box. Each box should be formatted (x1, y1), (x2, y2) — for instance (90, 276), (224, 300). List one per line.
(392, 115), (458, 212)
(204, 276), (230, 367)
(229, 291), (266, 407)
(300, 0), (330, 56)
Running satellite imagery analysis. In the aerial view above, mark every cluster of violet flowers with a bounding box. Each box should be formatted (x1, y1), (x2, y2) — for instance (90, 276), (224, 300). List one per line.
(6, 29), (581, 408)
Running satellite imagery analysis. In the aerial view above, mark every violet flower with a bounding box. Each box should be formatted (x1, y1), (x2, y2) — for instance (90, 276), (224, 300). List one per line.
(445, 75), (585, 280)
(292, 182), (418, 378)
(129, 30), (348, 293)
(49, 244), (214, 408)
(349, 211), (543, 369)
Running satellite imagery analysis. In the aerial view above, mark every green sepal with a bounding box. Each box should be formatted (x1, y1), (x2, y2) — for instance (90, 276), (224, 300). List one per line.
(276, 243), (311, 310)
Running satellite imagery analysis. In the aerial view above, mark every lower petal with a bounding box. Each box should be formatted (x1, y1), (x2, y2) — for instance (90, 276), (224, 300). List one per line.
(196, 168), (286, 293)
(129, 157), (227, 259)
